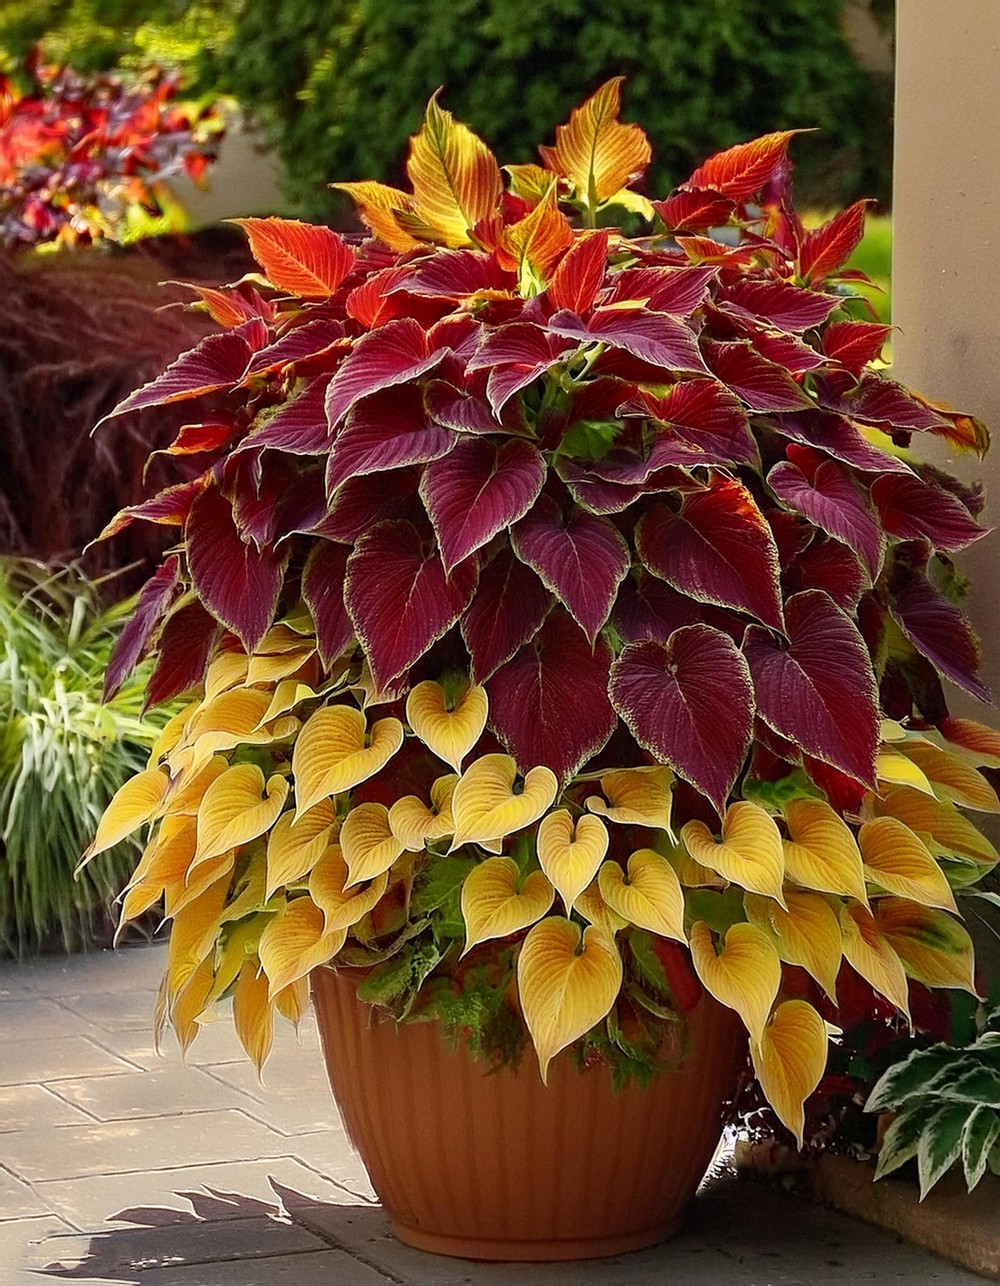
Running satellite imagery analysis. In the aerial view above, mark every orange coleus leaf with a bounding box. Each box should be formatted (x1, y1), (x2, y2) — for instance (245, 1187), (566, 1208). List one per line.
(938, 716), (1000, 769)
(598, 848), (686, 942)
(688, 130), (801, 200)
(680, 802), (785, 903)
(388, 774), (458, 851)
(744, 890), (843, 1001)
(192, 764), (289, 868)
(585, 765), (673, 832)
(858, 818), (958, 913)
(895, 740), (1000, 813)
(781, 799), (868, 904)
(258, 898), (347, 996)
(80, 766), (169, 867)
(332, 180), (421, 252)
(292, 705), (404, 817)
(460, 855), (554, 955)
(275, 976), (310, 1028)
(233, 961), (275, 1075)
(839, 903), (910, 1019)
(537, 810), (609, 914)
(538, 77), (651, 209)
(405, 93), (503, 248)
(450, 753), (558, 848)
(689, 920), (781, 1043)
(873, 898), (978, 994)
(339, 802), (405, 887)
(517, 916), (623, 1082)
(406, 680), (488, 771)
(264, 799), (338, 900)
(230, 217), (355, 297)
(497, 180), (575, 287)
(751, 1000), (829, 1146)
(309, 845), (390, 932)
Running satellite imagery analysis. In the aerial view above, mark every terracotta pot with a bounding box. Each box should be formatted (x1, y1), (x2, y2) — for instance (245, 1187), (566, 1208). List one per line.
(311, 965), (746, 1261)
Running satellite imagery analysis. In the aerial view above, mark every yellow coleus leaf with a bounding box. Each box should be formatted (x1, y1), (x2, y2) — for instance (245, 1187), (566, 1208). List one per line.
(163, 756), (229, 817)
(538, 76), (652, 210)
(203, 651), (249, 702)
(537, 810), (609, 914)
(782, 798), (868, 904)
(896, 740), (1000, 813)
(744, 891), (843, 1001)
(275, 976), (310, 1029)
(575, 879), (629, 935)
(680, 801), (785, 903)
(874, 898), (978, 994)
(517, 917), (623, 1083)
(339, 802), (405, 888)
(668, 846), (727, 889)
(875, 750), (934, 796)
(498, 180), (574, 288)
(80, 766), (169, 866)
(265, 799), (338, 900)
(504, 162), (557, 206)
(187, 687), (270, 743)
(388, 773), (458, 851)
(246, 647), (315, 689)
(257, 680), (317, 728)
(450, 754), (558, 848)
(689, 920), (781, 1043)
(868, 786), (998, 870)
(330, 180), (421, 252)
(233, 961), (275, 1076)
(309, 844), (390, 933)
(751, 1000), (829, 1146)
(165, 876), (230, 1002)
(460, 856), (554, 955)
(147, 701), (198, 765)
(598, 849), (686, 942)
(193, 765), (290, 867)
(406, 680), (488, 771)
(839, 903), (910, 1019)
(937, 716), (1000, 768)
(292, 704), (404, 816)
(258, 897), (347, 997)
(405, 93), (503, 248)
(167, 850), (237, 918)
(585, 765), (673, 832)
(118, 819), (196, 932)
(168, 955), (216, 1057)
(858, 817), (958, 912)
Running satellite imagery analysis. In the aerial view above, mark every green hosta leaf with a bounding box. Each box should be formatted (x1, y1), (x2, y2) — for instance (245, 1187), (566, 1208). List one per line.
(874, 1107), (926, 1180)
(962, 1105), (1000, 1191)
(917, 1102), (970, 1198)
(865, 1045), (958, 1113)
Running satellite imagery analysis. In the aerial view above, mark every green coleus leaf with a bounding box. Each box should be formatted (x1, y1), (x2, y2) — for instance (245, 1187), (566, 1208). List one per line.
(558, 418), (620, 461)
(411, 855), (477, 940)
(355, 940), (444, 1020)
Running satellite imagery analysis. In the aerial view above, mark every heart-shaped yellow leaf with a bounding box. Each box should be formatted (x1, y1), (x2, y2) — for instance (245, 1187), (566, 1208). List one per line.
(858, 817), (958, 912)
(292, 705), (404, 816)
(168, 955), (215, 1056)
(585, 766), (673, 832)
(309, 845), (390, 932)
(689, 920), (781, 1043)
(598, 850), (686, 942)
(233, 961), (275, 1075)
(875, 750), (934, 796)
(388, 774), (458, 851)
(782, 799), (868, 904)
(460, 856), (554, 955)
(193, 765), (289, 867)
(681, 802), (785, 903)
(258, 898), (347, 996)
(537, 811), (609, 914)
(81, 766), (169, 866)
(406, 681), (488, 771)
(148, 701), (198, 765)
(265, 799), (338, 900)
(575, 879), (629, 934)
(668, 846), (727, 889)
(517, 917), (623, 1083)
(839, 903), (910, 1019)
(751, 1000), (829, 1146)
(450, 754), (558, 848)
(339, 803), (405, 888)
(119, 819), (198, 931)
(867, 786), (998, 869)
(874, 898), (978, 994)
(187, 687), (272, 745)
(744, 891), (843, 1000)
(897, 741), (1000, 813)
(165, 877), (230, 1001)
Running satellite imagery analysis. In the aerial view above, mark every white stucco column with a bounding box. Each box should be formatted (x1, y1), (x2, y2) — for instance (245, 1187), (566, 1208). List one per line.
(892, 0), (1000, 714)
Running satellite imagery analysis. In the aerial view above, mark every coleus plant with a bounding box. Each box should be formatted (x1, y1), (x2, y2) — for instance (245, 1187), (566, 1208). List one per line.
(84, 79), (1000, 1143)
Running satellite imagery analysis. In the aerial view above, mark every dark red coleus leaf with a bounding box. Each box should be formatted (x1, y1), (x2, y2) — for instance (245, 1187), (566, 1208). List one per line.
(241, 375), (333, 455)
(461, 543), (553, 683)
(324, 317), (451, 427)
(103, 555), (180, 701)
(820, 320), (892, 375)
(871, 474), (988, 552)
(548, 308), (707, 374)
(311, 468), (420, 542)
(767, 456), (884, 579)
(768, 409), (912, 474)
(244, 318), (348, 377)
(636, 479), (784, 631)
(718, 279), (840, 332)
(227, 453), (309, 548)
(742, 589), (880, 786)
(547, 230), (609, 314)
(425, 381), (509, 434)
(627, 378), (757, 466)
(302, 541), (354, 666)
(613, 571), (702, 644)
(511, 493), (629, 643)
(345, 518), (478, 690)
(601, 265), (718, 316)
(652, 187), (736, 232)
(326, 384), (457, 492)
(144, 599), (220, 712)
(818, 372), (953, 432)
(466, 324), (573, 417)
(185, 484), (289, 653)
(700, 339), (812, 412)
(742, 327), (827, 375)
(98, 477), (207, 541)
(486, 608), (616, 783)
(420, 436), (546, 572)
(889, 567), (991, 703)
(556, 459), (652, 515)
(610, 627), (755, 814)
(783, 534), (866, 612)
(798, 201), (869, 285)
(398, 249), (515, 299)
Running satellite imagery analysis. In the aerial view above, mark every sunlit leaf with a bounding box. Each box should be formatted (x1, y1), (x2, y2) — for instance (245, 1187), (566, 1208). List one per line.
(895, 741), (1000, 813)
(258, 898), (347, 996)
(859, 818), (958, 912)
(744, 890), (842, 999)
(874, 898), (978, 994)
(689, 920), (780, 1042)
(230, 217), (354, 296)
(406, 93), (503, 247)
(232, 961), (274, 1075)
(292, 705), (404, 816)
(388, 774), (458, 851)
(339, 803), (405, 888)
(538, 77), (651, 209)
(460, 856), (554, 954)
(584, 766), (673, 832)
(681, 802), (785, 902)
(751, 1000), (829, 1146)
(598, 849), (686, 942)
(265, 800), (338, 900)
(309, 845), (390, 932)
(782, 798), (868, 904)
(80, 767), (169, 867)
(193, 765), (289, 867)
(537, 810), (609, 914)
(839, 903), (910, 1018)
(450, 753), (558, 848)
(406, 680), (488, 771)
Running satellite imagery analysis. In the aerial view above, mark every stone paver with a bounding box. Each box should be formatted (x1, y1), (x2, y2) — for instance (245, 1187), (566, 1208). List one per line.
(0, 942), (985, 1285)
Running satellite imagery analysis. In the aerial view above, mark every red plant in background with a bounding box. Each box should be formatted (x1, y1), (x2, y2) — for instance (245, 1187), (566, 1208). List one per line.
(0, 51), (222, 250)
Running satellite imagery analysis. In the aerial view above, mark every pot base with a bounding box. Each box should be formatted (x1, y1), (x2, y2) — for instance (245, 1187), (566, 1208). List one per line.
(391, 1216), (683, 1262)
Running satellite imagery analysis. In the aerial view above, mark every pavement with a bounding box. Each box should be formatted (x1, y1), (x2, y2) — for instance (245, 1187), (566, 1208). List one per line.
(0, 942), (985, 1285)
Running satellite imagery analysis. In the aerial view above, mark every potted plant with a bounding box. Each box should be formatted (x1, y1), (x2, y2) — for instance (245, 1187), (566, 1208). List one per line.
(82, 79), (1000, 1260)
